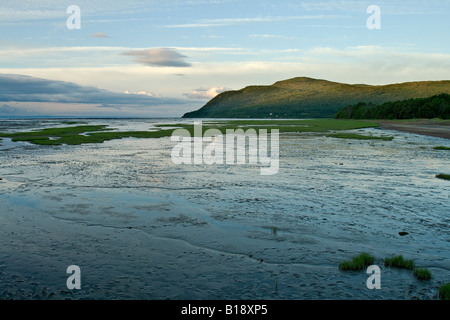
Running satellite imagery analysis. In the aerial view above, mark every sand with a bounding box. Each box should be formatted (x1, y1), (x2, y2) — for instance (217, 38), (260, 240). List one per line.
(378, 120), (450, 140)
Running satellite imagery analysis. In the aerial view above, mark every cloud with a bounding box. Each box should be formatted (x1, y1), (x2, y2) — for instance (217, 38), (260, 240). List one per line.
(183, 87), (228, 100)
(0, 74), (184, 109)
(249, 34), (296, 40)
(164, 15), (339, 28)
(0, 104), (20, 115)
(122, 48), (192, 67)
(91, 32), (109, 38)
(125, 90), (155, 97)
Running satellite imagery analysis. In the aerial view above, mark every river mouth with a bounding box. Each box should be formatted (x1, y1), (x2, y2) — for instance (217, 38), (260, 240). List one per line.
(0, 119), (449, 300)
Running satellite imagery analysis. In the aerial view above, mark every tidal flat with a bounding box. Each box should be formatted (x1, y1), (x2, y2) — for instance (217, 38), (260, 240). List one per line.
(0, 118), (449, 300)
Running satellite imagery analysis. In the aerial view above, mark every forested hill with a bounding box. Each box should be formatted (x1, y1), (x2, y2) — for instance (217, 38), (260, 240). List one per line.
(182, 77), (450, 119)
(334, 93), (450, 119)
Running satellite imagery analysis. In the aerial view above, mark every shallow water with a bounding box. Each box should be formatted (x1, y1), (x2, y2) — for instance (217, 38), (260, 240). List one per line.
(0, 118), (449, 300)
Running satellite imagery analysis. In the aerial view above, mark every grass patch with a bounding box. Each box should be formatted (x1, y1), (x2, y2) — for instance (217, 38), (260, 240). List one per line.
(413, 268), (432, 280)
(1, 125), (110, 138)
(339, 253), (375, 271)
(59, 121), (86, 125)
(157, 119), (380, 137)
(10, 137), (61, 145)
(0, 125), (174, 146)
(433, 146), (450, 150)
(60, 130), (174, 145)
(436, 174), (450, 180)
(0, 119), (381, 145)
(326, 133), (393, 141)
(439, 283), (450, 300)
(384, 255), (415, 270)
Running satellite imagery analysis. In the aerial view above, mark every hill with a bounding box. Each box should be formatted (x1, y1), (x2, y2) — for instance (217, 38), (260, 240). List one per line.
(182, 77), (450, 118)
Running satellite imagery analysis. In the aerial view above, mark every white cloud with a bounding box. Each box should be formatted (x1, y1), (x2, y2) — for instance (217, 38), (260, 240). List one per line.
(164, 15), (340, 28)
(183, 87), (228, 99)
(249, 34), (296, 40)
(125, 90), (155, 97)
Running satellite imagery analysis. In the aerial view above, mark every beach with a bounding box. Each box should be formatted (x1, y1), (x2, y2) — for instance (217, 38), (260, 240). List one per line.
(378, 120), (450, 140)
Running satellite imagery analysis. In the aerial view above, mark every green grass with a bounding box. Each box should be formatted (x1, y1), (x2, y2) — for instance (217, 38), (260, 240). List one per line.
(0, 125), (175, 146)
(439, 283), (450, 300)
(433, 146), (450, 150)
(1, 125), (110, 137)
(413, 268), (432, 280)
(436, 174), (450, 181)
(10, 137), (61, 145)
(54, 130), (174, 145)
(384, 255), (415, 270)
(59, 121), (86, 125)
(0, 119), (384, 146)
(326, 133), (394, 141)
(339, 253), (375, 271)
(157, 119), (380, 136)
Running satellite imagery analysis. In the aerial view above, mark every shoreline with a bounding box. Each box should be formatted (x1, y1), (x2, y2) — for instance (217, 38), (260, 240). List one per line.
(377, 120), (450, 140)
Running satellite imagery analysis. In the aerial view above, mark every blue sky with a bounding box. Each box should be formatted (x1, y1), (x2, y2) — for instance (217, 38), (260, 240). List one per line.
(1, 0), (450, 117)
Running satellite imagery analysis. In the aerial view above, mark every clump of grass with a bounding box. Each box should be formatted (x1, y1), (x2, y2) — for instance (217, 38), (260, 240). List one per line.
(60, 121), (86, 125)
(339, 253), (375, 271)
(157, 119), (380, 136)
(439, 283), (450, 300)
(327, 133), (393, 141)
(433, 146), (450, 150)
(384, 255), (415, 270)
(0, 125), (174, 146)
(413, 268), (432, 280)
(436, 174), (450, 181)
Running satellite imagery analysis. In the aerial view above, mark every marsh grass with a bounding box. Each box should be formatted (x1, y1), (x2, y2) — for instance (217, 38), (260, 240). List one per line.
(0, 125), (174, 146)
(164, 120), (381, 142)
(384, 255), (415, 270)
(413, 268), (432, 280)
(0, 119), (380, 146)
(433, 146), (450, 150)
(436, 174), (450, 181)
(157, 119), (379, 136)
(60, 121), (86, 125)
(56, 130), (173, 145)
(339, 253), (375, 271)
(326, 133), (393, 141)
(439, 283), (450, 300)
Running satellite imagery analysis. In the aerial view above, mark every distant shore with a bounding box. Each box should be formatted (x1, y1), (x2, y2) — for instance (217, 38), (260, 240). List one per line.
(377, 119), (450, 139)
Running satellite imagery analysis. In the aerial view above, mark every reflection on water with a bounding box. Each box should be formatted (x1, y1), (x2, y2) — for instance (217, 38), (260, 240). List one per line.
(0, 118), (449, 300)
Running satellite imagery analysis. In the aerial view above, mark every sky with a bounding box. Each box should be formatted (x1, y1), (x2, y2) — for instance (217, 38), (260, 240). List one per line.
(0, 0), (450, 117)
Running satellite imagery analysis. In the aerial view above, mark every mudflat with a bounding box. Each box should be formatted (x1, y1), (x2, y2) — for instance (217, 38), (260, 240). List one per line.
(378, 119), (450, 139)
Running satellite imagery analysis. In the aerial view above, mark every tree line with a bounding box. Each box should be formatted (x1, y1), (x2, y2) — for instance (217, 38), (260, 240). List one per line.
(334, 93), (450, 120)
